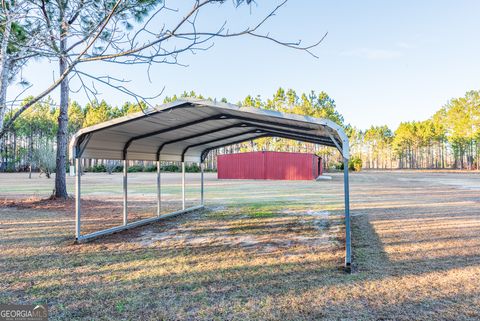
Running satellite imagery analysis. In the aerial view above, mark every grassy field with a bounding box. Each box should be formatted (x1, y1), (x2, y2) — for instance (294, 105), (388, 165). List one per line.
(1, 171), (480, 320)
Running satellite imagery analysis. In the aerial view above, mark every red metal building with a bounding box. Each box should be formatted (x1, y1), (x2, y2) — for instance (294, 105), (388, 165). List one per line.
(217, 151), (322, 180)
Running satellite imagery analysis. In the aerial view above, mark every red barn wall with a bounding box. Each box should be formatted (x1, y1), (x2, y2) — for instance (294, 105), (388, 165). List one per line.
(217, 152), (265, 179)
(217, 151), (322, 180)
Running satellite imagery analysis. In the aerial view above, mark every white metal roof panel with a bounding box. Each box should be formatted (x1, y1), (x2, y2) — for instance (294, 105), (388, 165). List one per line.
(70, 99), (349, 162)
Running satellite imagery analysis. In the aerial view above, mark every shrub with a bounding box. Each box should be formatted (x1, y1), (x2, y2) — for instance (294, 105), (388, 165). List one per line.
(186, 163), (200, 172)
(332, 157), (362, 172)
(349, 156), (362, 172)
(127, 165), (143, 173)
(144, 164), (157, 172)
(112, 165), (124, 172)
(91, 164), (106, 172)
(161, 164), (180, 172)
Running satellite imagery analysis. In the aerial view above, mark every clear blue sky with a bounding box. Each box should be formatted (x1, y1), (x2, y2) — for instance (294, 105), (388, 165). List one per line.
(8, 0), (480, 130)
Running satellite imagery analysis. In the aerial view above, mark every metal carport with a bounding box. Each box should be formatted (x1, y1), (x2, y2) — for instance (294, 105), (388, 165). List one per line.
(69, 99), (352, 270)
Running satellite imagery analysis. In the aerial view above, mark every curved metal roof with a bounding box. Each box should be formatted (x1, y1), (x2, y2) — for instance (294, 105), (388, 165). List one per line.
(69, 99), (349, 162)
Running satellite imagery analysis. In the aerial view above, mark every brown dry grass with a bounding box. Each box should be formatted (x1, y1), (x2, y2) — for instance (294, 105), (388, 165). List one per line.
(1, 171), (480, 320)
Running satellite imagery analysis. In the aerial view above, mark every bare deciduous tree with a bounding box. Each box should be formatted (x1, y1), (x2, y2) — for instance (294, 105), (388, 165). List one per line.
(1, 0), (325, 198)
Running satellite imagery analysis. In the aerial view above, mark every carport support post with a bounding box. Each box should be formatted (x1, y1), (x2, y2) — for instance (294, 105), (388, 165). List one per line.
(157, 160), (161, 216)
(343, 157), (352, 272)
(75, 158), (81, 240)
(182, 162), (186, 210)
(200, 162), (204, 206)
(123, 159), (128, 226)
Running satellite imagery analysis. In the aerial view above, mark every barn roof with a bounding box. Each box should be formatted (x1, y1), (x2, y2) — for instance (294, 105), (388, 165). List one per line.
(69, 99), (349, 162)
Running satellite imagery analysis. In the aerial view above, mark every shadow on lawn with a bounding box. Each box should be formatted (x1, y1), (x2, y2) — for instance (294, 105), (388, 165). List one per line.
(352, 184), (480, 277)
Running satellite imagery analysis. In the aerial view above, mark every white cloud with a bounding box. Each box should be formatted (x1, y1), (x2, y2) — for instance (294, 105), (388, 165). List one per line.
(340, 48), (403, 60)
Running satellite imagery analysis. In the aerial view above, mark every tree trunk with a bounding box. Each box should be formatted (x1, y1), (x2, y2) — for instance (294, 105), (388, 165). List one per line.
(54, 30), (69, 198)
(477, 141), (479, 171)
(29, 132), (33, 178)
(441, 140), (445, 168)
(12, 131), (16, 171)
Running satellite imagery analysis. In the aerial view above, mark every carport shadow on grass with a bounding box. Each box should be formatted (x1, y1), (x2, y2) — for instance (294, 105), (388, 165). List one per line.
(348, 209), (480, 319)
(352, 204), (480, 275)
(320, 178), (480, 319)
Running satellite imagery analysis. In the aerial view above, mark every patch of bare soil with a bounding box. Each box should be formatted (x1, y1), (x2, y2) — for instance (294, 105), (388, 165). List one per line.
(0, 196), (125, 212)
(136, 209), (340, 255)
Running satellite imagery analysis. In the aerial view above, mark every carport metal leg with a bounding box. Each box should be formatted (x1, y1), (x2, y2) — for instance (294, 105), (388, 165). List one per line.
(182, 162), (186, 210)
(123, 159), (128, 226)
(157, 160), (161, 216)
(75, 158), (81, 240)
(200, 162), (204, 206)
(344, 157), (352, 271)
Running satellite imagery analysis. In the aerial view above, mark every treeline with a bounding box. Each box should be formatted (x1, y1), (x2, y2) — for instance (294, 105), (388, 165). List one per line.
(0, 89), (345, 174)
(1, 88), (479, 174)
(0, 98), (145, 175)
(350, 90), (480, 170)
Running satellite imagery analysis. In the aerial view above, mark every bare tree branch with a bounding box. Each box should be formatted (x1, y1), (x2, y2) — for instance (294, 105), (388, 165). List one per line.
(0, 0), (326, 139)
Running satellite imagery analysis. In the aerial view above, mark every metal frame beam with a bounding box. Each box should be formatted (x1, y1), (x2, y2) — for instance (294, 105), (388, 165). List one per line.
(158, 122), (336, 162)
(200, 162), (205, 206)
(199, 134), (271, 162)
(325, 130), (344, 158)
(181, 161), (186, 210)
(155, 122), (250, 161)
(123, 114), (228, 160)
(199, 132), (331, 162)
(75, 133), (92, 159)
(343, 157), (351, 272)
(75, 158), (81, 239)
(253, 127), (337, 147)
(181, 130), (264, 161)
(123, 159), (128, 225)
(220, 114), (324, 132)
(263, 132), (334, 146)
(76, 205), (204, 243)
(157, 159), (161, 216)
